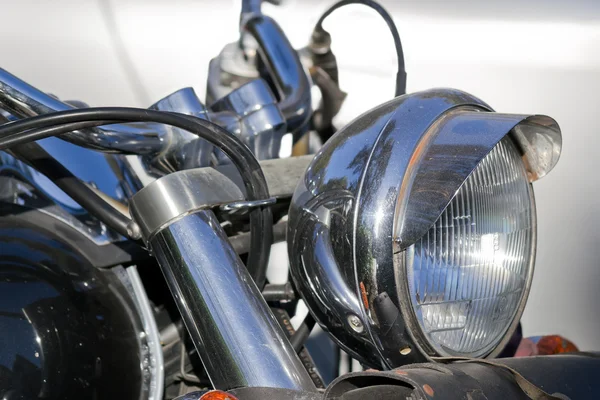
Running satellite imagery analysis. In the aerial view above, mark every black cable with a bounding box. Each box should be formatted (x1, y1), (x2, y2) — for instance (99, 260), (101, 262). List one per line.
(0, 108), (273, 289)
(314, 0), (406, 97)
(9, 142), (137, 239)
(290, 313), (316, 353)
(0, 120), (118, 149)
(262, 282), (295, 302)
(229, 219), (287, 255)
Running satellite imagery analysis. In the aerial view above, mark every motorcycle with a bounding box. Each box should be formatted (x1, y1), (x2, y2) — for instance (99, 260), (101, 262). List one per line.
(0, 0), (595, 399)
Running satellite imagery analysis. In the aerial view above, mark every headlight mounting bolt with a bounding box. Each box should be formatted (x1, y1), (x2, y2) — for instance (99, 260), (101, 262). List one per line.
(348, 314), (364, 333)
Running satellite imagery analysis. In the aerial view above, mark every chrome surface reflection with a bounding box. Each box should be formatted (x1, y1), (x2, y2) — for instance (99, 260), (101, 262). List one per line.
(0, 68), (294, 175)
(207, 1), (312, 137)
(149, 210), (316, 392)
(0, 68), (296, 247)
(210, 79), (286, 161)
(148, 87), (213, 172)
(0, 142), (134, 246)
(0, 68), (169, 154)
(241, 14), (312, 133)
(393, 110), (561, 251)
(130, 167), (244, 240)
(207, 10), (312, 138)
(130, 169), (316, 392)
(288, 88), (562, 368)
(116, 266), (165, 400)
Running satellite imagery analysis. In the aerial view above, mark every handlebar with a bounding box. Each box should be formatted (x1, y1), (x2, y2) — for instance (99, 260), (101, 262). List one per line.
(0, 68), (172, 155)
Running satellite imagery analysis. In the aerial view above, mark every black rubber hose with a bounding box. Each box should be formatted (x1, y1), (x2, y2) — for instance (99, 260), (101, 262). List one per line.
(9, 142), (135, 239)
(290, 313), (316, 353)
(0, 120), (118, 149)
(0, 108), (273, 289)
(315, 0), (406, 96)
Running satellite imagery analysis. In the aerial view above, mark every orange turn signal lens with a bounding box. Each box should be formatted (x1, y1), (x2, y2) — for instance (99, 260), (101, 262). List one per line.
(199, 390), (239, 400)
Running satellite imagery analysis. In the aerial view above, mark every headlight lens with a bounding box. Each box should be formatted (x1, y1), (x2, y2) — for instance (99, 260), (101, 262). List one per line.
(405, 136), (535, 357)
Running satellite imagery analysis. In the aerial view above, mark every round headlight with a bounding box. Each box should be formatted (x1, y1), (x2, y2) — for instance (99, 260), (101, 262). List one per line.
(399, 136), (535, 358)
(288, 89), (561, 369)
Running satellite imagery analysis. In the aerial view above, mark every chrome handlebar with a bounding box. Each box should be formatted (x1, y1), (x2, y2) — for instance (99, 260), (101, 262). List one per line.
(0, 68), (170, 155)
(0, 67), (288, 173)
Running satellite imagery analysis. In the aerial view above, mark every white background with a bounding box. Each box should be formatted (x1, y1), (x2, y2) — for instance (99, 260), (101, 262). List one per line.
(1, 0), (599, 350)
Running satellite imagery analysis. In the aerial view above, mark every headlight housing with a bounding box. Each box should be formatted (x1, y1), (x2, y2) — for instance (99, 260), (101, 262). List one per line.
(288, 89), (561, 369)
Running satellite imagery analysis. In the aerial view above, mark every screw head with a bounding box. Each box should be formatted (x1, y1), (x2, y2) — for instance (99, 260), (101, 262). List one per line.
(347, 314), (364, 333)
(126, 221), (142, 240)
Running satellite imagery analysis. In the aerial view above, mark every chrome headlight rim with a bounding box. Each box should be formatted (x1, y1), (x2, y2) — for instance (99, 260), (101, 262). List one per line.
(354, 104), (559, 368)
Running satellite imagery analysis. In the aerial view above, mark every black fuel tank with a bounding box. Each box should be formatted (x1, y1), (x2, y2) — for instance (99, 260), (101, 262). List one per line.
(0, 217), (144, 399)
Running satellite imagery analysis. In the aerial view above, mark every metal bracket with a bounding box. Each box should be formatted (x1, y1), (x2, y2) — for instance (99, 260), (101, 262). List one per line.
(220, 197), (277, 212)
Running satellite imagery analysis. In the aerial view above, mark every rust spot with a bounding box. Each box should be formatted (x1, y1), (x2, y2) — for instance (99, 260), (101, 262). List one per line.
(394, 369), (408, 376)
(360, 282), (369, 310)
(423, 384), (435, 397)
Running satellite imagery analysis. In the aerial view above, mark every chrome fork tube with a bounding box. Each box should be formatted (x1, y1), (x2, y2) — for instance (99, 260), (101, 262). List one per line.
(147, 210), (316, 391)
(129, 168), (315, 392)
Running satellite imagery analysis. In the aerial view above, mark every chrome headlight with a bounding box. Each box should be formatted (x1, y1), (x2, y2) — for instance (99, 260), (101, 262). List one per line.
(400, 135), (535, 358)
(287, 89), (561, 368)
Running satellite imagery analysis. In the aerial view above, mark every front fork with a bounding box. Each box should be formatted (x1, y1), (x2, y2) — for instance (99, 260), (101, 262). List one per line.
(129, 169), (317, 393)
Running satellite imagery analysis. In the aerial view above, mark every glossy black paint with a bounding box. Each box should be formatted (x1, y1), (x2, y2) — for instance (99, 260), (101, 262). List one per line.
(0, 217), (144, 400)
